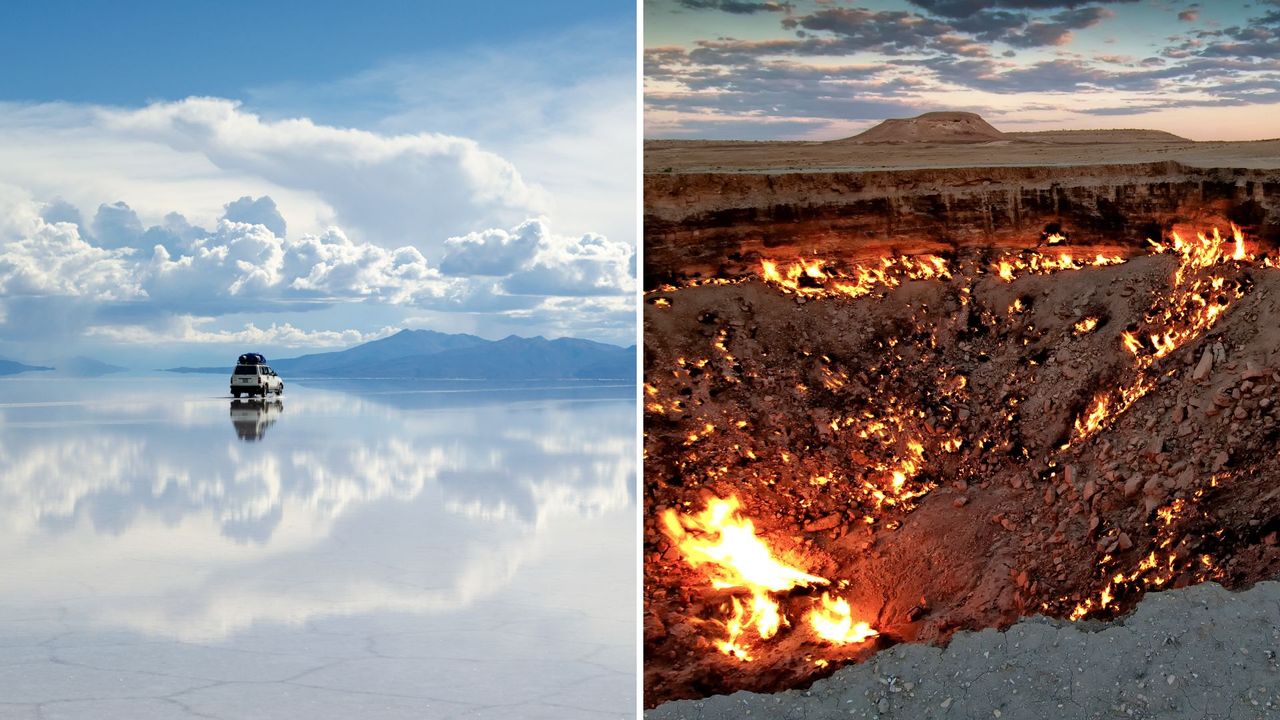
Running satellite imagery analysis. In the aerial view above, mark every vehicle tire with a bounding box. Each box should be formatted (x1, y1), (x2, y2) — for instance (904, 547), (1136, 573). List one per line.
(259, 385), (267, 397)
(233, 391), (241, 398)
(278, 384), (284, 396)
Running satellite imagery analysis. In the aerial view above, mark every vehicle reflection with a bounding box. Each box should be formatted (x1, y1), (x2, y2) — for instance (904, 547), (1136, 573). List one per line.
(230, 398), (283, 441)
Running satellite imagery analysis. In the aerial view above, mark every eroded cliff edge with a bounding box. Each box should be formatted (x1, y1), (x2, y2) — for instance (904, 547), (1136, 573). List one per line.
(644, 161), (1280, 286)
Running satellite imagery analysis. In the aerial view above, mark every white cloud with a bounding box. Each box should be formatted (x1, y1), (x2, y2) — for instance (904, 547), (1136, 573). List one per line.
(283, 226), (447, 304)
(0, 185), (143, 301)
(0, 100), (330, 237)
(0, 75), (636, 353)
(145, 220), (285, 303)
(504, 226), (635, 297)
(86, 315), (398, 348)
(255, 27), (638, 249)
(222, 195), (287, 237)
(440, 218), (545, 276)
(442, 216), (634, 297)
(98, 97), (551, 248)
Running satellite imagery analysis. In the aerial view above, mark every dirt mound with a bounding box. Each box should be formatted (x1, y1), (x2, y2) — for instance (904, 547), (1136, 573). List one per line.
(837, 111), (1007, 145)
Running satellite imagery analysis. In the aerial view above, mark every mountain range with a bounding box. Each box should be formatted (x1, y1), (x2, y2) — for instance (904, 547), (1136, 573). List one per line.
(0, 359), (52, 376)
(0, 356), (127, 377)
(164, 329), (635, 380)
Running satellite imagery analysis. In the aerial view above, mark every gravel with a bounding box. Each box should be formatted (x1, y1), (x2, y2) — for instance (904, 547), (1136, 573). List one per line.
(648, 580), (1280, 720)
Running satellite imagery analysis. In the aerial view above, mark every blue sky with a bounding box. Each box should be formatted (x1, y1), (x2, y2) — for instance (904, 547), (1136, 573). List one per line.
(0, 1), (632, 104)
(645, 0), (1280, 140)
(0, 1), (637, 367)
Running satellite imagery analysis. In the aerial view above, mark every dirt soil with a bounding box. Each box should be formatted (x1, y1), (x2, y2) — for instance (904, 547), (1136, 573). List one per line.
(647, 579), (1280, 720)
(644, 136), (1280, 174)
(643, 231), (1280, 707)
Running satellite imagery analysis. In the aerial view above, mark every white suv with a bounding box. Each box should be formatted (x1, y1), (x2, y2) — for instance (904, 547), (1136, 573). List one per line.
(230, 363), (284, 397)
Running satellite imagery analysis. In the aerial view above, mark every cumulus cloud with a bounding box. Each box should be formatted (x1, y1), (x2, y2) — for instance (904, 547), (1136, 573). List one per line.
(0, 88), (634, 352)
(0, 186), (142, 301)
(504, 226), (635, 297)
(439, 219), (545, 276)
(97, 98), (550, 248)
(222, 195), (286, 237)
(0, 183), (632, 353)
(91, 201), (145, 249)
(440, 217), (634, 297)
(283, 227), (447, 304)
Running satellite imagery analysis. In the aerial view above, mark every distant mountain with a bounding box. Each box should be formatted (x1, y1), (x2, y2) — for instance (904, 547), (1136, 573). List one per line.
(365, 335), (635, 380)
(51, 356), (127, 377)
(162, 329), (635, 380)
(838, 111), (1006, 145)
(271, 329), (487, 375)
(0, 359), (53, 376)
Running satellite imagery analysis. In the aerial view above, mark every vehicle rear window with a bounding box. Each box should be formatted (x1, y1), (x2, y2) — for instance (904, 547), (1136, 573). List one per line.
(233, 365), (259, 375)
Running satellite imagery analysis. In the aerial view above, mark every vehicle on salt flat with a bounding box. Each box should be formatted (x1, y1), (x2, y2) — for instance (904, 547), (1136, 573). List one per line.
(229, 352), (284, 398)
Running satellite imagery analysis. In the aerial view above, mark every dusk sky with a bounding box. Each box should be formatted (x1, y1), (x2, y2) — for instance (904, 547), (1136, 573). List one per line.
(0, 0), (636, 367)
(645, 0), (1280, 140)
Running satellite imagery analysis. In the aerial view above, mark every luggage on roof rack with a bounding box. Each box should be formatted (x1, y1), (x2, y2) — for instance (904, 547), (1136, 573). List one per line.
(238, 353), (267, 365)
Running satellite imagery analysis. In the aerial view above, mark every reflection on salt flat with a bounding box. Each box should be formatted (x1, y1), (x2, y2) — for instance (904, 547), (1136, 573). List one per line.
(0, 376), (634, 643)
(230, 398), (283, 440)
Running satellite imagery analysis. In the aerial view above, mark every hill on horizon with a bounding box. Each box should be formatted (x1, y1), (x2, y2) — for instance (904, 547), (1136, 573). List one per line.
(164, 329), (635, 381)
(836, 111), (1006, 144)
(829, 111), (1192, 146)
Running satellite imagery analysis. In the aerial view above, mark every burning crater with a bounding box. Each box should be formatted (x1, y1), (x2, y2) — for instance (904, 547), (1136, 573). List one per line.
(643, 224), (1280, 706)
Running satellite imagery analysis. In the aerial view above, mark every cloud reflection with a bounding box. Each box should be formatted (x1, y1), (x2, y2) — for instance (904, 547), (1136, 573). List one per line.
(0, 384), (634, 641)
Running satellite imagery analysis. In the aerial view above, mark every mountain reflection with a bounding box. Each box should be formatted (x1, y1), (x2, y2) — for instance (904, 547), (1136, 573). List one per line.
(230, 398), (283, 441)
(0, 380), (634, 640)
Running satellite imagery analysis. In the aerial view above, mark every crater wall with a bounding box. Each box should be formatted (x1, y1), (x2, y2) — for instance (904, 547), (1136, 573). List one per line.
(644, 162), (1280, 286)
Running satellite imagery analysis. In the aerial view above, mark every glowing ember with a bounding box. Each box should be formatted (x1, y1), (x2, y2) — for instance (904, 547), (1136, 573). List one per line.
(1073, 317), (1099, 335)
(808, 593), (878, 645)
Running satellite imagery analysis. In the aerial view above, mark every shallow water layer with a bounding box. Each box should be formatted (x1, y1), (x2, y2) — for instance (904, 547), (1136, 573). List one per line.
(0, 374), (636, 719)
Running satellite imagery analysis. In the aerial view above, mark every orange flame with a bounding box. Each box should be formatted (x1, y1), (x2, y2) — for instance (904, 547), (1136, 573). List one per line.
(759, 255), (950, 298)
(662, 496), (831, 660)
(808, 593), (878, 645)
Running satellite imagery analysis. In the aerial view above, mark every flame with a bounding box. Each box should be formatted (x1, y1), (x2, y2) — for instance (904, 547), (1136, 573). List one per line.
(662, 496), (824, 593)
(1070, 225), (1248, 445)
(662, 496), (833, 659)
(808, 593), (878, 645)
(1046, 232), (1066, 245)
(992, 250), (1125, 282)
(759, 255), (950, 298)
(1073, 317), (1099, 335)
(1073, 376), (1154, 440)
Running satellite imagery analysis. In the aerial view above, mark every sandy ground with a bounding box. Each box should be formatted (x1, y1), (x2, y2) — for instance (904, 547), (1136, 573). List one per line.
(647, 579), (1280, 720)
(644, 138), (1280, 174)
